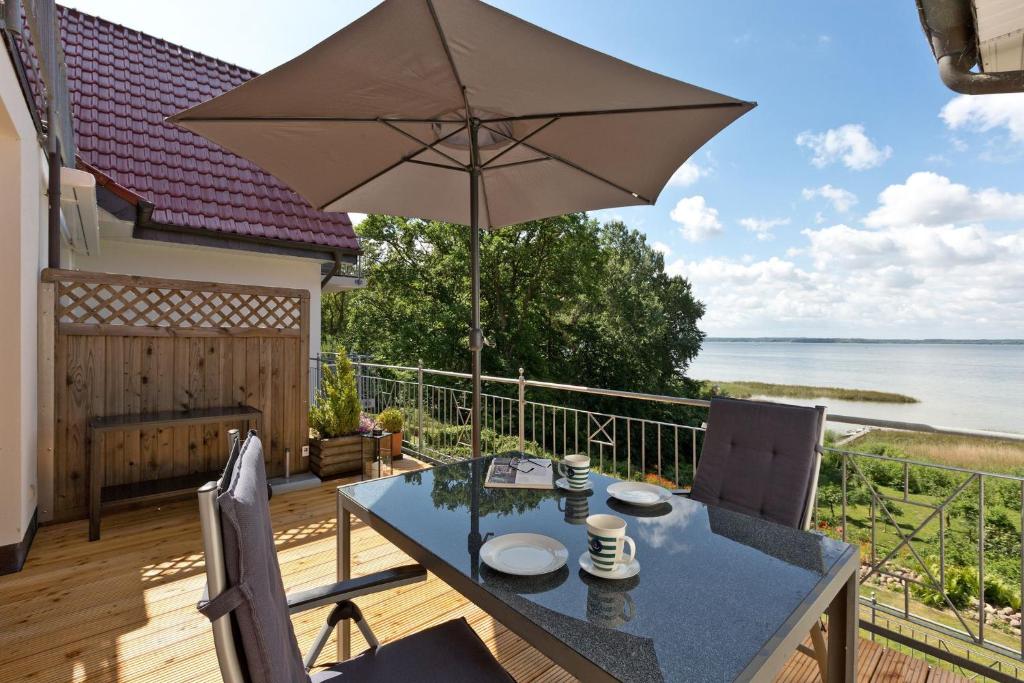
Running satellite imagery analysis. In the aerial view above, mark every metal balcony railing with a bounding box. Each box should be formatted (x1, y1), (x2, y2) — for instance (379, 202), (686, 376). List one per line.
(311, 354), (1024, 681)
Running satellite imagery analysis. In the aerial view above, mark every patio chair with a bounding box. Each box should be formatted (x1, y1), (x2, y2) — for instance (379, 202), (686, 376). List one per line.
(689, 397), (829, 680)
(196, 430), (514, 683)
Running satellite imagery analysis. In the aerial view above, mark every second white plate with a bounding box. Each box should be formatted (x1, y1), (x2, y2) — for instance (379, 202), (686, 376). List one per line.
(606, 481), (672, 507)
(480, 533), (569, 576)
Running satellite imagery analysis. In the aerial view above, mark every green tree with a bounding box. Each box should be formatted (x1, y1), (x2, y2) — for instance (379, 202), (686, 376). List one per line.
(818, 484), (842, 520)
(333, 213), (706, 403)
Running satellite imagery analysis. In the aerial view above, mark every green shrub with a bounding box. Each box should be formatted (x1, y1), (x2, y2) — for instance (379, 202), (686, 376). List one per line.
(912, 564), (976, 610)
(309, 352), (361, 438)
(376, 407), (405, 433)
(984, 577), (1021, 610)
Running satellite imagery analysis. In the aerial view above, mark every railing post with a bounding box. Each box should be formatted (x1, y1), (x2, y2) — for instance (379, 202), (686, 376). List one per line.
(518, 367), (526, 453)
(417, 359), (424, 456)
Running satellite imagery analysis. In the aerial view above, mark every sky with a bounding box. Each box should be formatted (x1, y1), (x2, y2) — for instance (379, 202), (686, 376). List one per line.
(62, 0), (1024, 339)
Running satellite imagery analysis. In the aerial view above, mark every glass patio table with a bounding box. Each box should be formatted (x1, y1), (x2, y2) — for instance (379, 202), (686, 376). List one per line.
(336, 456), (859, 682)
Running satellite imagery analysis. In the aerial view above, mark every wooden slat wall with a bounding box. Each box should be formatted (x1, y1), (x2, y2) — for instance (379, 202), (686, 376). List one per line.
(42, 269), (311, 522)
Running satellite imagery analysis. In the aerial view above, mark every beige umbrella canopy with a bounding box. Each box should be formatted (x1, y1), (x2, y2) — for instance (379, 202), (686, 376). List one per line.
(170, 0), (754, 457)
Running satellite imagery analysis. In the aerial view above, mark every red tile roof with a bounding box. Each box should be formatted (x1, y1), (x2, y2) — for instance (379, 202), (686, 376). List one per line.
(56, 6), (359, 252)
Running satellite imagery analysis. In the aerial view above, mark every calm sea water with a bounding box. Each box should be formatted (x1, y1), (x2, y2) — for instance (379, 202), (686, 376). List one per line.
(688, 341), (1024, 435)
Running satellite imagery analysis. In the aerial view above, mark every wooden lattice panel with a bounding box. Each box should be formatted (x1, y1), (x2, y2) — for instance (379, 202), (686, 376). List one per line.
(52, 273), (302, 331)
(40, 269), (311, 521)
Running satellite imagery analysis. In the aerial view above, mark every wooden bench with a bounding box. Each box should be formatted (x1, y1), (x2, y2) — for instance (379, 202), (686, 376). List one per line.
(87, 406), (262, 541)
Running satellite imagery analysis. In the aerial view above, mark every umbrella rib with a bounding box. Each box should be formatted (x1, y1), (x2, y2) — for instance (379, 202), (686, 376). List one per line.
(379, 119), (469, 170)
(480, 117), (559, 169)
(170, 115), (463, 124)
(407, 158), (468, 173)
(482, 101), (755, 123)
(483, 157), (550, 172)
(317, 123), (469, 210)
(425, 0), (474, 120)
(479, 122), (653, 204)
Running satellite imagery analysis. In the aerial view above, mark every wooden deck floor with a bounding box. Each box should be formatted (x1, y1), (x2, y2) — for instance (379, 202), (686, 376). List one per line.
(0, 458), (967, 683)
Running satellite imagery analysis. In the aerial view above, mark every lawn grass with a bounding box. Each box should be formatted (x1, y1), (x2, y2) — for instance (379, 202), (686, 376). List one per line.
(705, 380), (918, 404)
(847, 430), (1024, 473)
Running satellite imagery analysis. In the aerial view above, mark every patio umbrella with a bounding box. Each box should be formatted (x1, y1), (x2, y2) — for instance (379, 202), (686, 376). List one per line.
(169, 0), (754, 458)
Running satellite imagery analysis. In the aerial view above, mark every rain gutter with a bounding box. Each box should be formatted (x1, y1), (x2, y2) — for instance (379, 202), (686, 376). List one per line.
(917, 0), (1024, 94)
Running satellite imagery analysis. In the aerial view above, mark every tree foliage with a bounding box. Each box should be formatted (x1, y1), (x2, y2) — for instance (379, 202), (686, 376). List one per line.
(325, 213), (706, 401)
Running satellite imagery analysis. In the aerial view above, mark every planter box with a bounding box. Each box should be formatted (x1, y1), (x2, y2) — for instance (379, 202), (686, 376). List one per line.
(308, 434), (363, 479)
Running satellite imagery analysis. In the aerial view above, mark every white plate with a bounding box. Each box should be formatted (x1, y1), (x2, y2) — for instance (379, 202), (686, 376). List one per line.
(578, 551), (640, 580)
(606, 481), (672, 507)
(555, 477), (592, 492)
(480, 533), (569, 576)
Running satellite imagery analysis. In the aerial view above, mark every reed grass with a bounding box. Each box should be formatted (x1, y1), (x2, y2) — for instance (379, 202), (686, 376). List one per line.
(847, 430), (1024, 473)
(705, 380), (918, 404)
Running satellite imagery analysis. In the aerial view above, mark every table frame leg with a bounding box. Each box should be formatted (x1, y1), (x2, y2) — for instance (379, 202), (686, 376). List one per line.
(337, 494), (351, 661)
(826, 573), (858, 682)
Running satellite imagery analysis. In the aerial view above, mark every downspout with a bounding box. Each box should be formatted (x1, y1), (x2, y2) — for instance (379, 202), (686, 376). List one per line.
(320, 250), (343, 289)
(47, 114), (60, 268)
(938, 55), (1024, 95)
(918, 0), (1024, 95)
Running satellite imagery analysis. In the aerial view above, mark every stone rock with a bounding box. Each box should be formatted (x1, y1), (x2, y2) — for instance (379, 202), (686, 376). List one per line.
(1001, 606), (1015, 616)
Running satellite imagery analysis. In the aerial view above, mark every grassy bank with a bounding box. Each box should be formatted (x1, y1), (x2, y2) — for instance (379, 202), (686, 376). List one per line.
(845, 429), (1024, 473)
(704, 380), (918, 404)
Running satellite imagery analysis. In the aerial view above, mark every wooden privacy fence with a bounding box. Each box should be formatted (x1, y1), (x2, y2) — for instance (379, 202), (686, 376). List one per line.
(39, 269), (310, 523)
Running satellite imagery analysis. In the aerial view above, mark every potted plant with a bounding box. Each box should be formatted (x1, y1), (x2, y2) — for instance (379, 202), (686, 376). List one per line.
(308, 352), (363, 478)
(376, 407), (405, 460)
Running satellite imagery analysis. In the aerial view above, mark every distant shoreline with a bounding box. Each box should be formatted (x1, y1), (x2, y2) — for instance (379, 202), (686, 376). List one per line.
(706, 337), (1024, 345)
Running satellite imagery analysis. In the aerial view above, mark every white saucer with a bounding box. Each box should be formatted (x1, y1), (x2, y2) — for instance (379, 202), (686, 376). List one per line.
(556, 477), (592, 492)
(578, 551), (640, 579)
(480, 533), (568, 576)
(606, 481), (672, 507)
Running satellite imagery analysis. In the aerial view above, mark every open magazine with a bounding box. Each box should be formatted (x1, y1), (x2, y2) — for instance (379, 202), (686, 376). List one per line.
(484, 457), (555, 489)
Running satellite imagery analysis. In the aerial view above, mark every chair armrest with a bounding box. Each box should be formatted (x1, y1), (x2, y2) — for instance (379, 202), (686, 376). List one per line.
(286, 564), (427, 614)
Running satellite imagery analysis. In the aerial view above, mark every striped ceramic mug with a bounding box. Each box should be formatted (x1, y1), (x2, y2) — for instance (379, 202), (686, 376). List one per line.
(586, 514), (637, 572)
(557, 454), (590, 490)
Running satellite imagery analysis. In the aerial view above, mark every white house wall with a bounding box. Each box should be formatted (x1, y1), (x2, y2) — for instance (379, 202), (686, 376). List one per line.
(0, 46), (46, 551)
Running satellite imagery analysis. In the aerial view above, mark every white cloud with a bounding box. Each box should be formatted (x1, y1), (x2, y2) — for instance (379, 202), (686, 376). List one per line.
(739, 217), (789, 241)
(651, 241), (672, 257)
(670, 196), (722, 242)
(801, 184), (858, 212)
(667, 160), (709, 187)
(864, 172), (1024, 228)
(667, 174), (1024, 337)
(941, 93), (1024, 143)
(818, 34), (832, 45)
(795, 124), (892, 170)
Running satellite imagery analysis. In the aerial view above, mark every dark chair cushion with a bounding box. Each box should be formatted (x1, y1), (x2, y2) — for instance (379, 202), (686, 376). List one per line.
(311, 617), (515, 683)
(218, 435), (309, 683)
(690, 398), (821, 529)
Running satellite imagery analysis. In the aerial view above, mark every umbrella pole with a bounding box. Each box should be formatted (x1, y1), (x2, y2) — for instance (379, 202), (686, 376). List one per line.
(469, 119), (482, 459)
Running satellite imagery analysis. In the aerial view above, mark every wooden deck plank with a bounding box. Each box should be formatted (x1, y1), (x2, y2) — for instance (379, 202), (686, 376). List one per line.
(0, 457), (969, 683)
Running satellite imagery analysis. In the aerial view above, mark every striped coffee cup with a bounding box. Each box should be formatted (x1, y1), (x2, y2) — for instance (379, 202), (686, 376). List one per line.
(586, 514), (637, 573)
(557, 454), (590, 490)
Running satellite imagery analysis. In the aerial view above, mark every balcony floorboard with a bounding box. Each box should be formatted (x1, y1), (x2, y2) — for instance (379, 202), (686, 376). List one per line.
(0, 457), (968, 682)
